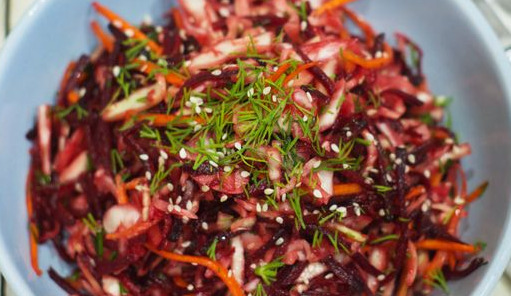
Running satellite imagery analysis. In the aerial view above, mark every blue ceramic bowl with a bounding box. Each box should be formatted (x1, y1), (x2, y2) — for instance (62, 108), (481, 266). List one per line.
(1, 0), (511, 295)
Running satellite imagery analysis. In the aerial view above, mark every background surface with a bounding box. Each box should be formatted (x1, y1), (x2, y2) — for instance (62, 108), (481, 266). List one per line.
(0, 0), (510, 295)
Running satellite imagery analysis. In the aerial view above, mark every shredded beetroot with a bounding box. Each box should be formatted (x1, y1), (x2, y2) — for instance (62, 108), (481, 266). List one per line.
(26, 1), (488, 295)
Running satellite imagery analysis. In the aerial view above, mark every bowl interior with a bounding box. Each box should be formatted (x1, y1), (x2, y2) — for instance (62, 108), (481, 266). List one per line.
(0, 0), (511, 295)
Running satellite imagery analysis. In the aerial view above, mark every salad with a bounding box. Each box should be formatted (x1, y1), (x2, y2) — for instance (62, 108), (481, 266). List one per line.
(26, 0), (488, 295)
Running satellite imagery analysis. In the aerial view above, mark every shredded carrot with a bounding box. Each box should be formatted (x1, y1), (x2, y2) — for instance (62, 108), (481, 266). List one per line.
(90, 20), (114, 53)
(269, 63), (291, 82)
(430, 171), (442, 187)
(26, 169), (43, 276)
(67, 90), (80, 104)
(106, 220), (157, 240)
(171, 8), (184, 30)
(448, 253), (457, 271)
(341, 43), (394, 69)
(145, 244), (245, 296)
(424, 251), (448, 280)
(416, 239), (477, 253)
(342, 7), (375, 47)
(92, 2), (163, 55)
(465, 181), (489, 204)
(134, 58), (185, 86)
(124, 177), (146, 190)
(115, 174), (129, 204)
(447, 207), (463, 235)
(333, 183), (362, 196)
(173, 276), (189, 288)
(313, 0), (358, 15)
(405, 185), (426, 200)
(135, 113), (206, 127)
(283, 62), (318, 87)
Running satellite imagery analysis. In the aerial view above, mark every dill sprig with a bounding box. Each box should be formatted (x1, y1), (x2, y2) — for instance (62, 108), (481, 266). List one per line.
(254, 257), (285, 285)
(206, 237), (218, 260)
(425, 269), (449, 294)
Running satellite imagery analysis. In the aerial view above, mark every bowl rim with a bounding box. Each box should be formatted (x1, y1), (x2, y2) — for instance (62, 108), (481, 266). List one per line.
(1, 0), (511, 295)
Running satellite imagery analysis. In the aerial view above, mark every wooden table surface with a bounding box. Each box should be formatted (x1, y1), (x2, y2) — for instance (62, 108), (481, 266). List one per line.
(1, 0), (511, 295)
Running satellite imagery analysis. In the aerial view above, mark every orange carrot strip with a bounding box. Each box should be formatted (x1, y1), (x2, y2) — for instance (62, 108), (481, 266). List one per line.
(269, 63), (291, 82)
(92, 2), (163, 55)
(136, 113), (206, 126)
(124, 177), (146, 190)
(447, 207), (463, 235)
(134, 58), (185, 86)
(173, 276), (189, 288)
(283, 62), (318, 87)
(465, 181), (489, 204)
(314, 0), (358, 15)
(26, 169), (43, 276)
(333, 183), (362, 196)
(448, 253), (457, 271)
(90, 21), (114, 52)
(424, 251), (448, 280)
(145, 244), (245, 296)
(416, 239), (477, 253)
(343, 7), (375, 47)
(341, 43), (394, 69)
(106, 220), (157, 240)
(67, 90), (80, 104)
(405, 185), (426, 200)
(171, 8), (184, 30)
(115, 174), (129, 204)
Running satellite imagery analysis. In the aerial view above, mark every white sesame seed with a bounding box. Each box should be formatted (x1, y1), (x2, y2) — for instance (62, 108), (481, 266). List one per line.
(276, 217), (284, 224)
(367, 109), (377, 116)
(241, 171), (250, 178)
(201, 185), (210, 192)
(174, 205), (182, 213)
(113, 20), (122, 28)
(264, 188), (274, 195)
(313, 189), (322, 198)
(202, 222), (209, 230)
(424, 170), (431, 178)
(303, 115), (308, 122)
(346, 131), (353, 138)
(185, 101), (192, 108)
(275, 237), (285, 246)
(222, 133), (228, 140)
(124, 29), (135, 38)
(167, 183), (174, 192)
(186, 200), (193, 211)
(287, 79), (295, 87)
(342, 163), (350, 169)
(421, 201), (430, 212)
(247, 88), (255, 97)
(395, 158), (403, 165)
(256, 203), (262, 212)
(139, 154), (149, 161)
(224, 166), (232, 172)
(234, 142), (242, 150)
(179, 148), (187, 159)
(364, 177), (374, 184)
(281, 193), (287, 202)
(306, 92), (313, 103)
(331, 143), (340, 153)
(195, 106), (202, 114)
(187, 284), (194, 291)
(407, 154), (416, 164)
(250, 263), (257, 269)
(159, 150), (168, 160)
(209, 160), (218, 168)
(386, 174), (393, 182)
(453, 196), (465, 205)
(204, 107), (213, 113)
(389, 153), (396, 161)
(272, 95), (277, 102)
(300, 21), (308, 31)
(379, 209), (386, 216)
(313, 160), (322, 169)
(354, 206), (361, 216)
(377, 274), (385, 281)
(336, 206), (347, 217)
(154, 26), (163, 33)
(135, 185), (144, 192)
(112, 66), (121, 77)
(262, 203), (269, 212)
(325, 273), (334, 280)
(179, 29), (187, 40)
(167, 204), (174, 212)
(211, 69), (222, 76)
(78, 87), (87, 98)
(182, 241), (191, 248)
(219, 7), (230, 17)
(263, 86), (272, 95)
(145, 171), (152, 180)
(220, 195), (229, 202)
(329, 204), (338, 211)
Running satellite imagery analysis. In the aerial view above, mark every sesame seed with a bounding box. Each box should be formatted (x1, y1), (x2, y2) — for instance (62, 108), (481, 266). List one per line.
(234, 142), (242, 150)
(342, 163), (350, 169)
(145, 171), (152, 180)
(313, 189), (322, 198)
(407, 154), (416, 164)
(187, 284), (194, 291)
(167, 204), (174, 212)
(155, 26), (163, 33)
(222, 133), (228, 140)
(220, 195), (229, 202)
(195, 106), (202, 114)
(313, 160), (322, 169)
(325, 273), (334, 280)
(329, 204), (338, 211)
(386, 174), (393, 182)
(264, 188), (274, 195)
(250, 263), (257, 269)
(300, 21), (308, 31)
(421, 201), (430, 213)
(211, 69), (222, 76)
(256, 203), (262, 212)
(454, 196), (465, 205)
(113, 20), (122, 28)
(204, 107), (213, 113)
(139, 154), (149, 161)
(367, 109), (377, 116)
(174, 204), (182, 212)
(287, 79), (295, 87)
(263, 86), (272, 95)
(167, 183), (174, 191)
(336, 206), (347, 217)
(184, 60), (191, 68)
(379, 209), (386, 216)
(224, 166), (232, 172)
(202, 222), (209, 230)
(179, 148), (187, 159)
(124, 29), (135, 37)
(179, 29), (187, 40)
(247, 88), (255, 97)
(276, 217), (284, 224)
(346, 131), (353, 138)
(303, 115), (308, 122)
(241, 171), (250, 178)
(331, 143), (340, 153)
(281, 193), (287, 202)
(78, 87), (87, 98)
(112, 66), (121, 77)
(201, 185), (210, 192)
(354, 206), (361, 216)
(306, 92), (313, 103)
(159, 150), (168, 160)
(185, 101), (192, 108)
(275, 237), (285, 246)
(389, 153), (396, 161)
(209, 160), (219, 168)
(395, 158), (403, 165)
(364, 177), (374, 184)
(182, 241), (191, 248)
(377, 274), (385, 281)
(272, 95), (277, 102)
(262, 203), (269, 212)
(186, 200), (193, 211)
(219, 7), (230, 17)
(424, 170), (431, 178)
